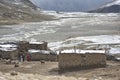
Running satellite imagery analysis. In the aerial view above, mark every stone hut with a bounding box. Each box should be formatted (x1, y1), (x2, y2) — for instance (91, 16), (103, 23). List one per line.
(29, 49), (58, 61)
(59, 52), (106, 72)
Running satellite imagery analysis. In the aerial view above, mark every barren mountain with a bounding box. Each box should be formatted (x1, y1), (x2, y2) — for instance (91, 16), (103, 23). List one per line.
(0, 0), (53, 25)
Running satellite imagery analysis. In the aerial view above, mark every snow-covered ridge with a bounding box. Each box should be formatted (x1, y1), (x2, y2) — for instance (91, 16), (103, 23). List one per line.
(105, 0), (120, 7)
(90, 0), (120, 13)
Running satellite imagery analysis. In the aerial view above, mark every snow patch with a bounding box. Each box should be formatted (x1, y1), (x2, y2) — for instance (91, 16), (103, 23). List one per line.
(110, 48), (120, 54)
(0, 44), (17, 51)
(60, 49), (105, 54)
(29, 42), (44, 44)
(28, 49), (50, 54)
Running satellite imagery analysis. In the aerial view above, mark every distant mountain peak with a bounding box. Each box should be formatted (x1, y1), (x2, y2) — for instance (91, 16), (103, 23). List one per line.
(89, 0), (120, 13)
(104, 0), (120, 7)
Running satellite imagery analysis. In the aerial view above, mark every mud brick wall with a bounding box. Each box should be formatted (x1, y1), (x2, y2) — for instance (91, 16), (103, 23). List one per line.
(31, 53), (58, 61)
(59, 53), (106, 71)
(29, 42), (48, 50)
(1, 50), (18, 60)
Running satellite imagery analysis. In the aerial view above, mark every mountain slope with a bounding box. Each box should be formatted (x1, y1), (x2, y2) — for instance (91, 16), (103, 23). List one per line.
(89, 0), (120, 13)
(0, 0), (53, 25)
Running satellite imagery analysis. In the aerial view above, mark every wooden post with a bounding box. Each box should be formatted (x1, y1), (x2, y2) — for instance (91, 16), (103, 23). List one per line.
(74, 46), (76, 53)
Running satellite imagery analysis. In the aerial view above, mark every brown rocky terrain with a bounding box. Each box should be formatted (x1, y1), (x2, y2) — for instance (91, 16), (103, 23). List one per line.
(0, 60), (119, 80)
(0, 0), (53, 25)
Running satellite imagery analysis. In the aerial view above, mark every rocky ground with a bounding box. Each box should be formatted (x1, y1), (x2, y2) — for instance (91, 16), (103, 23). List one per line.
(0, 0), (54, 25)
(0, 60), (119, 80)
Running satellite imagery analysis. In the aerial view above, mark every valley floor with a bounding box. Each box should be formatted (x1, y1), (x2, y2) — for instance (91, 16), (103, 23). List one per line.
(0, 61), (120, 80)
(0, 12), (120, 80)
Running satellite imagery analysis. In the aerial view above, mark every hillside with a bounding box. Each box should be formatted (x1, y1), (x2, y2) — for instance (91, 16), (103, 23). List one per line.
(0, 0), (53, 25)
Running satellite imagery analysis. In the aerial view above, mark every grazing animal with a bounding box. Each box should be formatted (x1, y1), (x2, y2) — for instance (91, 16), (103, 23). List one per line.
(11, 60), (19, 64)
(0, 58), (2, 60)
(5, 59), (11, 64)
(14, 63), (19, 67)
(40, 60), (45, 64)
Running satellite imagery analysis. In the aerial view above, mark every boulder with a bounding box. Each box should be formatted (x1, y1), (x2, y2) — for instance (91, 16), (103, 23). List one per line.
(10, 71), (18, 76)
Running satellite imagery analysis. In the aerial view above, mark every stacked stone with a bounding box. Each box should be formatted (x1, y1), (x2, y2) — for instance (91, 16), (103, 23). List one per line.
(17, 41), (29, 54)
(59, 53), (106, 72)
(0, 50), (18, 60)
(29, 41), (48, 50)
(31, 53), (58, 61)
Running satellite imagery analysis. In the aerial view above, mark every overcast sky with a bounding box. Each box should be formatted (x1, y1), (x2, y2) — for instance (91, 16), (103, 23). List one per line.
(30, 0), (114, 12)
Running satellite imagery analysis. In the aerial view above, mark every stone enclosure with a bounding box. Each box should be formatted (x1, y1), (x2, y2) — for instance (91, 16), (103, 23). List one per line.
(0, 50), (18, 60)
(59, 53), (106, 72)
(31, 53), (58, 61)
(0, 41), (48, 60)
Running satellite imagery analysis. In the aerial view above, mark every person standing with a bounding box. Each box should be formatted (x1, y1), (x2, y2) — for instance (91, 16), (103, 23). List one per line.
(22, 54), (25, 62)
(27, 53), (31, 61)
(20, 54), (23, 62)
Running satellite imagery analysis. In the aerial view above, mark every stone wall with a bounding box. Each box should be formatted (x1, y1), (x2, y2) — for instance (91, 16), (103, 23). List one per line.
(17, 41), (29, 54)
(59, 53), (106, 72)
(0, 50), (2, 58)
(29, 42), (48, 50)
(31, 53), (58, 61)
(0, 50), (18, 60)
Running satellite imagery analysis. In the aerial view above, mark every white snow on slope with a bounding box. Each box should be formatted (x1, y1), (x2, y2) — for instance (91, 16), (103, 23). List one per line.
(48, 35), (120, 50)
(0, 20), (62, 42)
(75, 35), (120, 45)
(49, 35), (120, 55)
